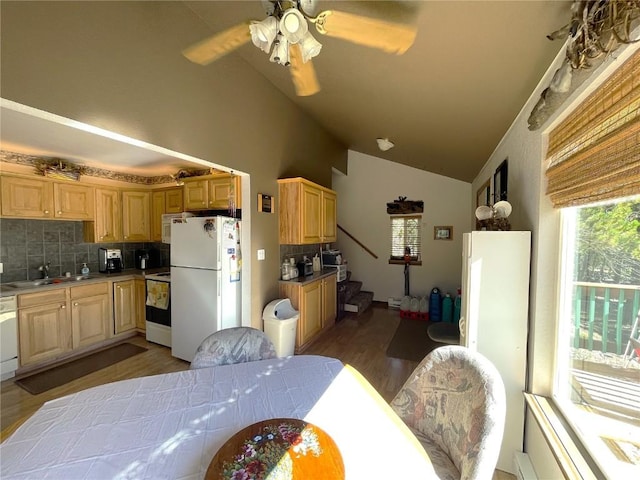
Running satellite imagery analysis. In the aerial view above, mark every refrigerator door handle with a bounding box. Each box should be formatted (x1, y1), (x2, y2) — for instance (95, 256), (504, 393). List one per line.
(217, 274), (221, 298)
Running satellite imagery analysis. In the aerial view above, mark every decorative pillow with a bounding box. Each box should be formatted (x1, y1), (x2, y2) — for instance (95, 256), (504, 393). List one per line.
(190, 327), (277, 369)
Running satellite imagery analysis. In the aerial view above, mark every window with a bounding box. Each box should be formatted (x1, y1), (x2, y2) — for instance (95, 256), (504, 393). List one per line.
(555, 196), (640, 478)
(389, 215), (422, 265)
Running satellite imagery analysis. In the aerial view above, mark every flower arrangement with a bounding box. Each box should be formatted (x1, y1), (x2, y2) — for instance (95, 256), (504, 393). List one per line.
(222, 421), (323, 480)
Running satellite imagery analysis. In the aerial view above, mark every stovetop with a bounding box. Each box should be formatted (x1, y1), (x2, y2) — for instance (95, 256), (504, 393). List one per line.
(145, 271), (171, 282)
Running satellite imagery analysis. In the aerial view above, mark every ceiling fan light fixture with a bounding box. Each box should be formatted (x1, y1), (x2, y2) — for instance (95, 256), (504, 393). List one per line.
(376, 137), (395, 151)
(299, 31), (322, 63)
(280, 8), (308, 44)
(249, 15), (278, 53)
(269, 34), (290, 66)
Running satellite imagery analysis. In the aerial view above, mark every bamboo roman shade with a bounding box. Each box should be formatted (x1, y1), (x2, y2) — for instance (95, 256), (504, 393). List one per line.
(545, 47), (640, 208)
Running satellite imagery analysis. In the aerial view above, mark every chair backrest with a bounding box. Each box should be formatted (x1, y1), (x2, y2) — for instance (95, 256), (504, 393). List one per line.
(390, 345), (506, 479)
(190, 327), (278, 369)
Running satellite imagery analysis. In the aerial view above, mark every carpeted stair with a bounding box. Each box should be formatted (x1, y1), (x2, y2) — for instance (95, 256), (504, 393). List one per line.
(344, 276), (373, 316)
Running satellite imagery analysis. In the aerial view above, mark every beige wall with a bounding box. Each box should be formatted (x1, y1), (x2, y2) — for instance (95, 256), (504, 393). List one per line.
(333, 150), (472, 301)
(0, 1), (347, 327)
(473, 30), (640, 475)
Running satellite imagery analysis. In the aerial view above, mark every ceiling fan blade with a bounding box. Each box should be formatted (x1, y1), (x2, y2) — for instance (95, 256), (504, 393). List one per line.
(313, 10), (416, 55)
(289, 44), (320, 96)
(182, 22), (251, 65)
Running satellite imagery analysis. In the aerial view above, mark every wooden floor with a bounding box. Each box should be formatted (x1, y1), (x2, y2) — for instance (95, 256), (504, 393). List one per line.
(0, 303), (514, 479)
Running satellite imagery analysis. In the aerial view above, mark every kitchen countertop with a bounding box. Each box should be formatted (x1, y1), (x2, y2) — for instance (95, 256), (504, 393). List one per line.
(278, 268), (337, 286)
(0, 268), (170, 297)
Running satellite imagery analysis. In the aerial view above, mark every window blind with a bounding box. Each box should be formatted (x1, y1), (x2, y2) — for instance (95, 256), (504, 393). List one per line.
(545, 47), (640, 208)
(390, 215), (421, 262)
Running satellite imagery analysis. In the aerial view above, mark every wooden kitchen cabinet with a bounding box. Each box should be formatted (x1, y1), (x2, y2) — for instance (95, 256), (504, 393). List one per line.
(183, 174), (241, 211)
(122, 190), (151, 241)
(70, 282), (111, 349)
(135, 278), (146, 330)
(85, 187), (122, 242)
(278, 178), (337, 244)
(279, 272), (337, 352)
(18, 289), (71, 366)
(0, 175), (94, 220)
(151, 188), (183, 241)
(113, 280), (138, 334)
(53, 182), (94, 219)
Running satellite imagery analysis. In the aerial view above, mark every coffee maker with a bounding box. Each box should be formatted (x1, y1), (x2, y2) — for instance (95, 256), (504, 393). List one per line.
(99, 248), (122, 273)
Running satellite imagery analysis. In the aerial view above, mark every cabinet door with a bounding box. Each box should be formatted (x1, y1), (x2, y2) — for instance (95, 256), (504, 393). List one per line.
(151, 191), (165, 242)
(300, 280), (323, 345)
(54, 183), (94, 220)
(18, 301), (71, 366)
(322, 274), (337, 328)
(71, 294), (110, 348)
(208, 177), (233, 209)
(94, 188), (122, 242)
(165, 188), (183, 213)
(321, 190), (337, 242)
(301, 184), (322, 244)
(114, 280), (137, 334)
(135, 279), (146, 330)
(1, 176), (54, 218)
(122, 191), (151, 241)
(184, 180), (208, 210)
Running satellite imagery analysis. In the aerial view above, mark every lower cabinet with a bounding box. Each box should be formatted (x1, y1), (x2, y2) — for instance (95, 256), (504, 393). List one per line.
(279, 273), (337, 352)
(70, 282), (111, 349)
(18, 289), (71, 366)
(135, 279), (146, 331)
(113, 280), (137, 334)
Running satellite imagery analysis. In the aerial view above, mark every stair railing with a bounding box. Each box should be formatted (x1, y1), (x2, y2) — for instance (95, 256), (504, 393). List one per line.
(337, 224), (378, 259)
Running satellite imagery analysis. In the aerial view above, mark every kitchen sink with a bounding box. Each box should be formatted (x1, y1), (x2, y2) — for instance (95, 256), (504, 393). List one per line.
(1, 275), (99, 289)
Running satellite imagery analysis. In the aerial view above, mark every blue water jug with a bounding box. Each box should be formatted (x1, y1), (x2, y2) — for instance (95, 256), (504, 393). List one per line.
(442, 293), (453, 323)
(453, 288), (462, 323)
(429, 288), (442, 322)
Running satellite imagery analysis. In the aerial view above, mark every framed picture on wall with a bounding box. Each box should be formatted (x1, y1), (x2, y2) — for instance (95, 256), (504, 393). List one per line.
(476, 179), (491, 207)
(494, 159), (508, 202)
(434, 226), (453, 240)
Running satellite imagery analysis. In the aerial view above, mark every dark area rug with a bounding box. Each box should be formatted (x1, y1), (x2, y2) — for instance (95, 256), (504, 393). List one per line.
(386, 318), (448, 362)
(15, 343), (147, 395)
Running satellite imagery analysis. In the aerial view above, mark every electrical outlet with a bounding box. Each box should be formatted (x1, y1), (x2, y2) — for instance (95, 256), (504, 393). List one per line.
(257, 249), (265, 261)
(0, 262), (3, 274)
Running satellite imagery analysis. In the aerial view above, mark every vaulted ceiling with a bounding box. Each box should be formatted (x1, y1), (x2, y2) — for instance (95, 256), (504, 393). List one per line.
(1, 1), (572, 182)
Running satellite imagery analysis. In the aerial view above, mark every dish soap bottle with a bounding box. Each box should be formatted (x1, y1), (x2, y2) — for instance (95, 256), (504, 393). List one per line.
(81, 263), (90, 276)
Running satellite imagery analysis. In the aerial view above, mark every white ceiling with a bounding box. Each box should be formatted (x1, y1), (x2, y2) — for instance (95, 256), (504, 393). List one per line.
(0, 1), (572, 182)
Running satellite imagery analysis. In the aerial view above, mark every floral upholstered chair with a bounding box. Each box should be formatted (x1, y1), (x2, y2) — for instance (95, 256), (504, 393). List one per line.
(190, 327), (278, 369)
(390, 345), (506, 480)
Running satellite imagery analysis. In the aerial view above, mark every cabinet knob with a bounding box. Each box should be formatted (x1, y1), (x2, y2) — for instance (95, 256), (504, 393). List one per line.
(74, 302), (79, 306)
(202, 201), (206, 205)
(57, 211), (62, 215)
(124, 236), (128, 239)
(44, 210), (49, 214)
(61, 305), (66, 309)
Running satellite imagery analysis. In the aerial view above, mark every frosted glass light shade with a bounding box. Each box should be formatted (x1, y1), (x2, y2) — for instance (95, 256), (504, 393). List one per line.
(299, 31), (322, 63)
(250, 16), (278, 53)
(280, 9), (308, 44)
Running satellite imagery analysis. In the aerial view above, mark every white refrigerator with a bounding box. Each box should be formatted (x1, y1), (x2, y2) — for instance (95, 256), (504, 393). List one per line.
(171, 216), (242, 362)
(460, 231), (531, 475)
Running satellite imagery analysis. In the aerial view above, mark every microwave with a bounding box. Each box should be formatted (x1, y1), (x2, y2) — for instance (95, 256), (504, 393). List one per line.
(161, 213), (194, 243)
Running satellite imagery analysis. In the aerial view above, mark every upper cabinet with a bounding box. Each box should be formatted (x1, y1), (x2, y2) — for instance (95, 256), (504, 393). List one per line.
(278, 178), (337, 245)
(85, 188), (122, 243)
(183, 174), (241, 211)
(122, 190), (151, 241)
(1, 175), (94, 220)
(151, 188), (183, 241)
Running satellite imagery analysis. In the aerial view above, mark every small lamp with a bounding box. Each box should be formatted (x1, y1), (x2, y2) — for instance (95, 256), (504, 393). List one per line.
(299, 31), (322, 63)
(280, 8), (308, 44)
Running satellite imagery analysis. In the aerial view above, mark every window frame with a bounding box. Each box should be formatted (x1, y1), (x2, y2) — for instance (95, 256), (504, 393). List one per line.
(388, 214), (422, 266)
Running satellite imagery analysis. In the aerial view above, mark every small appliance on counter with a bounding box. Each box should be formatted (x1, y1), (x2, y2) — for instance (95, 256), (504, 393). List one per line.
(99, 248), (122, 273)
(322, 249), (342, 266)
(297, 257), (314, 277)
(135, 249), (150, 270)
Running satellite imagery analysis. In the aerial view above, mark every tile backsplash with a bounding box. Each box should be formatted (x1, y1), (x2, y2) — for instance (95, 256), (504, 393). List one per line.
(0, 218), (170, 283)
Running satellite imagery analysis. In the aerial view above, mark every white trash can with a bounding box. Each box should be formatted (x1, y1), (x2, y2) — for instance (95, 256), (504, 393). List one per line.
(262, 298), (299, 357)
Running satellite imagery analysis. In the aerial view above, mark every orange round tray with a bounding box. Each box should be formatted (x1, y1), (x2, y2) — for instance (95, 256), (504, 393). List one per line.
(205, 418), (344, 479)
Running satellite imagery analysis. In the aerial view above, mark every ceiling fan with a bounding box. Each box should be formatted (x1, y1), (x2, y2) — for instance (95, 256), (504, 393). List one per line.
(182, 0), (417, 96)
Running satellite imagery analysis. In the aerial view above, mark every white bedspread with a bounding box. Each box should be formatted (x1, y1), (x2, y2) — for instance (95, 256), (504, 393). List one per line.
(1, 355), (434, 479)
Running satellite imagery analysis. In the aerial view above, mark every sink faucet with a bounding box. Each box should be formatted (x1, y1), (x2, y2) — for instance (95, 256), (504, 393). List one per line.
(39, 262), (51, 279)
